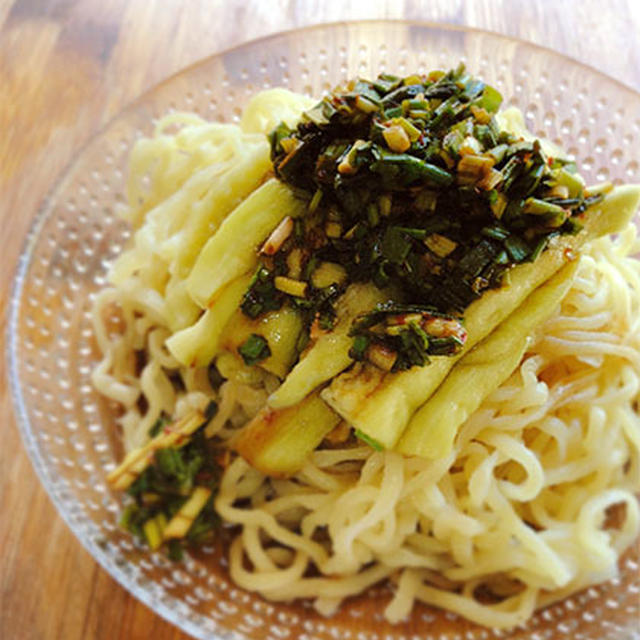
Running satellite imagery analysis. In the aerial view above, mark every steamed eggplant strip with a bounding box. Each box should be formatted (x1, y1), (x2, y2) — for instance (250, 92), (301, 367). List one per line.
(267, 283), (386, 408)
(187, 179), (306, 309)
(166, 273), (253, 367)
(234, 390), (341, 477)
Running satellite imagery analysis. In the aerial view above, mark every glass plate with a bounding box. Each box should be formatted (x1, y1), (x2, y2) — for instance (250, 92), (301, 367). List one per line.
(8, 21), (640, 640)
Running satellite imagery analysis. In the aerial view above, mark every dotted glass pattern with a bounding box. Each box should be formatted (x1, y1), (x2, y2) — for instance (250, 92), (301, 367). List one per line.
(7, 21), (640, 640)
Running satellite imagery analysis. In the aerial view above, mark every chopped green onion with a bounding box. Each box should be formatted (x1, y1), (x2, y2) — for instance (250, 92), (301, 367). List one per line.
(309, 188), (323, 213)
(481, 225), (510, 241)
(355, 95), (380, 113)
(528, 236), (549, 262)
(425, 233), (458, 257)
(551, 167), (584, 198)
(371, 153), (454, 187)
(241, 266), (283, 319)
(143, 515), (166, 550)
(350, 335), (370, 360)
(274, 276), (308, 297)
(523, 197), (567, 217)
(383, 125), (411, 152)
(484, 143), (509, 164)
(382, 227), (412, 264)
(504, 236), (530, 262)
(383, 105), (403, 119)
(168, 539), (184, 562)
(268, 121), (294, 153)
(355, 429), (384, 451)
(149, 414), (169, 438)
(395, 227), (428, 240)
(373, 74), (402, 94)
(238, 334), (271, 366)
(367, 203), (380, 227)
(378, 193), (392, 216)
(478, 85), (503, 112)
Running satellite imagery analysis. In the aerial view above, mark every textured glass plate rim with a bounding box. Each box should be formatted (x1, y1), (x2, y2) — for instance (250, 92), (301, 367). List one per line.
(6, 19), (640, 640)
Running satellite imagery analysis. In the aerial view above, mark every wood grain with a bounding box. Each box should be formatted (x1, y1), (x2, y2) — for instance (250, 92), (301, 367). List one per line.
(1, 1), (639, 638)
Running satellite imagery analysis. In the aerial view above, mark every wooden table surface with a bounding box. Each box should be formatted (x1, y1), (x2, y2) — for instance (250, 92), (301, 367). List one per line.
(1, 1), (639, 638)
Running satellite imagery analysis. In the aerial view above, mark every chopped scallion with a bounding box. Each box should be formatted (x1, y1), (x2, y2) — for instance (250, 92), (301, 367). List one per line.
(238, 334), (271, 366)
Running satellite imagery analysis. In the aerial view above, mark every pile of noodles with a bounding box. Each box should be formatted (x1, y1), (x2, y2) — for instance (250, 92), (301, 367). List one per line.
(92, 92), (640, 629)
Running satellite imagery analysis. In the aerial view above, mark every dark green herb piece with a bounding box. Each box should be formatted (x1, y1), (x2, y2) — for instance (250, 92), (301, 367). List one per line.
(241, 266), (284, 319)
(149, 414), (170, 437)
(478, 85), (503, 112)
(373, 73), (402, 94)
(395, 226), (429, 240)
(370, 153), (454, 187)
(354, 428), (384, 451)
(349, 334), (370, 360)
(155, 447), (197, 485)
(187, 503), (221, 544)
(268, 121), (294, 153)
(481, 224), (510, 241)
(381, 227), (413, 264)
(168, 539), (185, 562)
(528, 236), (549, 262)
(238, 334), (271, 366)
(504, 236), (531, 262)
